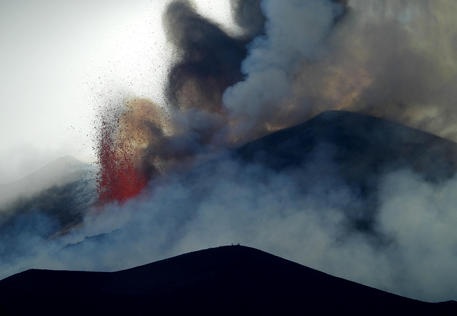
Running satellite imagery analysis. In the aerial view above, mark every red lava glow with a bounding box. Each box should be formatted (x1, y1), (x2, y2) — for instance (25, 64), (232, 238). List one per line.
(96, 116), (148, 205)
(96, 99), (169, 205)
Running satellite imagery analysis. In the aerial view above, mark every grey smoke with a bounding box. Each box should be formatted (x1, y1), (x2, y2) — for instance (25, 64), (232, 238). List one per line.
(224, 0), (346, 138)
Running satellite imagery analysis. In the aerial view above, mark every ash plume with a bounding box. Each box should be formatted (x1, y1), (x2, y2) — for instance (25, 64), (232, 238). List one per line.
(95, 0), (349, 200)
(164, 0), (251, 115)
(95, 0), (270, 202)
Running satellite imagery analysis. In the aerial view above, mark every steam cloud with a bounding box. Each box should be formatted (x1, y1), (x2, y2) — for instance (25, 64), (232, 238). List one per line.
(1, 0), (457, 304)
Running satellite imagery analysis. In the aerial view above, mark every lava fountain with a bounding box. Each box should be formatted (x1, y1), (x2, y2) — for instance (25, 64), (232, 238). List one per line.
(96, 99), (168, 204)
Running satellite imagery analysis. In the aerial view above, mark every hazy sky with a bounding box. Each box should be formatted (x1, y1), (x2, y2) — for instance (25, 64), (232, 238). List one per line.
(0, 0), (233, 183)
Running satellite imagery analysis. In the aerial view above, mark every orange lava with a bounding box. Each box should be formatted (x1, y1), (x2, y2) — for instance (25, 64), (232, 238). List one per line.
(96, 117), (148, 205)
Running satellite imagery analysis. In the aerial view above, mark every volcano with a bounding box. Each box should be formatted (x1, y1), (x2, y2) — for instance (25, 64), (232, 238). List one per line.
(1, 110), (457, 303)
(5, 110), (457, 231)
(185, 110), (457, 234)
(235, 110), (457, 180)
(2, 110), (457, 238)
(2, 110), (457, 237)
(2, 0), (457, 311)
(0, 245), (455, 315)
(6, 109), (455, 236)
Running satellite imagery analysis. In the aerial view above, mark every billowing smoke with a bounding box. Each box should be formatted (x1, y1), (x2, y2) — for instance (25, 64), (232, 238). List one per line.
(2, 0), (457, 304)
(224, 0), (347, 138)
(223, 0), (457, 141)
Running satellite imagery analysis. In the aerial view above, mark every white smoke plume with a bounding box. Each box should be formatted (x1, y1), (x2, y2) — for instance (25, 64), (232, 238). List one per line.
(223, 0), (457, 141)
(224, 0), (345, 136)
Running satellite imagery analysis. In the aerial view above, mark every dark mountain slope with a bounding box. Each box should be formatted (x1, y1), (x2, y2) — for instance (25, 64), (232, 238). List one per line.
(226, 110), (457, 232)
(0, 245), (455, 315)
(236, 110), (457, 181)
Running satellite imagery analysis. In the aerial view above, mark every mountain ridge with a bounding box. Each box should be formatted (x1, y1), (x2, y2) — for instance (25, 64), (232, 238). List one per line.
(236, 110), (457, 178)
(0, 245), (455, 315)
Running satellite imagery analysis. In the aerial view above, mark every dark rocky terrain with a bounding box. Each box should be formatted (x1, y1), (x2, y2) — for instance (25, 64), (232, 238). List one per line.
(236, 110), (457, 182)
(0, 245), (455, 315)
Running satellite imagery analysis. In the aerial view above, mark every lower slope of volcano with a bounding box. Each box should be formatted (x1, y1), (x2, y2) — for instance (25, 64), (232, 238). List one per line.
(0, 245), (455, 315)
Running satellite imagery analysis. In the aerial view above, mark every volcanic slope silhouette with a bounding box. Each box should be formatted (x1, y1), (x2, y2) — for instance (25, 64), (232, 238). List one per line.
(0, 245), (455, 315)
(180, 110), (457, 236)
(235, 110), (457, 181)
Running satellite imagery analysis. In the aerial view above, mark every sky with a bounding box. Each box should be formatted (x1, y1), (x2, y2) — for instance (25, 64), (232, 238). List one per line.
(0, 0), (234, 183)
